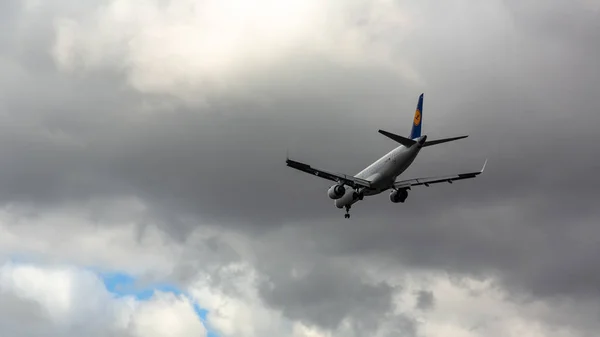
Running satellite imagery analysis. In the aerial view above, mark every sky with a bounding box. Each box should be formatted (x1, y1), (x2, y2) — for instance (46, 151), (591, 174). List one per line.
(1, 0), (600, 336)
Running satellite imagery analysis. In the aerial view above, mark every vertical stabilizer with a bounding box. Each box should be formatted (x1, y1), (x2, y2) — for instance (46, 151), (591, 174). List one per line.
(409, 93), (423, 139)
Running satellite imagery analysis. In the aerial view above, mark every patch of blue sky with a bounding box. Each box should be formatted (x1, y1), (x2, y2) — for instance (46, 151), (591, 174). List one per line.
(99, 271), (218, 336)
(2, 256), (218, 337)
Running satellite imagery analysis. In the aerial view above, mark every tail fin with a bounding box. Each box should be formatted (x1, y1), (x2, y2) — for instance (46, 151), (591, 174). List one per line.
(409, 93), (423, 139)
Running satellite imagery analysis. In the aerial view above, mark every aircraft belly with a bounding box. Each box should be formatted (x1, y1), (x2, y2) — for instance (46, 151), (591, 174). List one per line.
(393, 148), (419, 177)
(334, 146), (422, 208)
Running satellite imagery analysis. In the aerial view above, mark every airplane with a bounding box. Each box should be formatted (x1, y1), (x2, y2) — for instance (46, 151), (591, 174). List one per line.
(286, 93), (486, 218)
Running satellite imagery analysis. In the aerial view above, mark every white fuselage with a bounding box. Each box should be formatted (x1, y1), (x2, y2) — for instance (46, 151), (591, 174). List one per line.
(334, 135), (427, 208)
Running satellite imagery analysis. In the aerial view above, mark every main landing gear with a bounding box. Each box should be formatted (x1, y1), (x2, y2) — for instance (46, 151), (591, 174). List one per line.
(344, 189), (364, 219)
(344, 205), (351, 219)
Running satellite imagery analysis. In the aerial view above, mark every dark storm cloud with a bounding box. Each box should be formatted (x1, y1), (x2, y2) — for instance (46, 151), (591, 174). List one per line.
(358, 0), (600, 304)
(258, 261), (397, 331)
(415, 290), (435, 311)
(237, 1), (600, 331)
(2, 0), (600, 335)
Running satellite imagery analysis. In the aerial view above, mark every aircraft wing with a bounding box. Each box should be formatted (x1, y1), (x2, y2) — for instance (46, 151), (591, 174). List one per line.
(393, 160), (487, 189)
(286, 158), (371, 189)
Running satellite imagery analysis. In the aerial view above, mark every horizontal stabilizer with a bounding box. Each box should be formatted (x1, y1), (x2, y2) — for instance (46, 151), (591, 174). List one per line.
(423, 135), (468, 147)
(378, 129), (416, 147)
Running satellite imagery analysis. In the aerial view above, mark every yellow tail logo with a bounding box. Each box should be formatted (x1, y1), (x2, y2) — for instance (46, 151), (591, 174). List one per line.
(413, 109), (421, 126)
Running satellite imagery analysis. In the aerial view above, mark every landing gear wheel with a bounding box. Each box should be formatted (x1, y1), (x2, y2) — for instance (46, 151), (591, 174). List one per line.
(344, 206), (351, 219)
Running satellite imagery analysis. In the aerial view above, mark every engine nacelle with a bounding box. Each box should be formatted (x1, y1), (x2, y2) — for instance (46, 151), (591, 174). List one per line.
(390, 189), (408, 203)
(334, 188), (358, 208)
(327, 184), (346, 199)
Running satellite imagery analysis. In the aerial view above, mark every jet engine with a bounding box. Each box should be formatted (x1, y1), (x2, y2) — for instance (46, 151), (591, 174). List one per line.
(334, 188), (358, 208)
(327, 184), (346, 199)
(390, 189), (408, 203)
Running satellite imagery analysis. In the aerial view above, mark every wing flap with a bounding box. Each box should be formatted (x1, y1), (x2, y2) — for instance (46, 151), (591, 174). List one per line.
(286, 158), (371, 189)
(394, 160), (487, 189)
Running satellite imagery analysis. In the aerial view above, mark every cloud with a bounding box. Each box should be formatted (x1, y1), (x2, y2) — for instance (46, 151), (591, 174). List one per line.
(258, 260), (396, 331)
(0, 0), (600, 336)
(415, 290), (435, 311)
(50, 0), (420, 102)
(0, 261), (207, 337)
(128, 291), (207, 337)
(0, 200), (180, 276)
(1, 204), (598, 337)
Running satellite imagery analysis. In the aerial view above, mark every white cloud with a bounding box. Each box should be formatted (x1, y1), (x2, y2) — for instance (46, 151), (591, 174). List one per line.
(189, 262), (292, 337)
(0, 262), (207, 337)
(50, 0), (419, 102)
(1, 263), (91, 323)
(394, 274), (582, 337)
(0, 199), (181, 277)
(128, 291), (207, 337)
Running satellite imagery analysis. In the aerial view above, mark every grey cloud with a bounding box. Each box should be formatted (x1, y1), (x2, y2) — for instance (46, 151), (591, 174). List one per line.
(415, 290), (435, 311)
(0, 290), (131, 337)
(504, 0), (600, 45)
(258, 260), (397, 331)
(1, 0), (600, 336)
(194, 224), (417, 335)
(0, 291), (50, 337)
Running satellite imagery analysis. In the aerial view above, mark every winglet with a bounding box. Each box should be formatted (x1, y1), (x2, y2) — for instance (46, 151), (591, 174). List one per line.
(481, 159), (488, 173)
